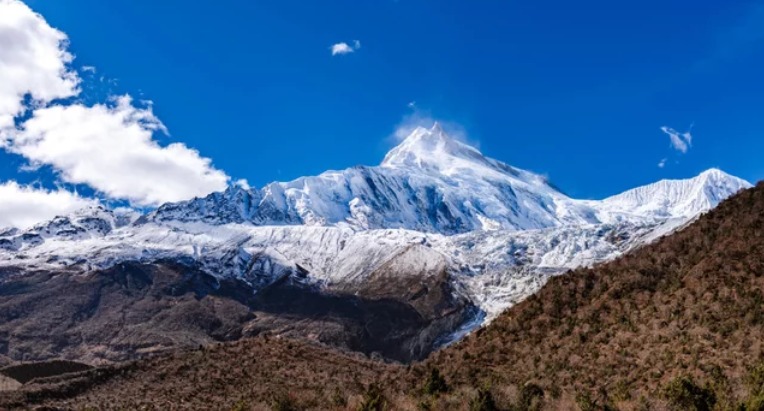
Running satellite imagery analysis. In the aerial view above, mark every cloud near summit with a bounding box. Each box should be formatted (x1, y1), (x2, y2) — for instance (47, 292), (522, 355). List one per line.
(7, 96), (229, 206)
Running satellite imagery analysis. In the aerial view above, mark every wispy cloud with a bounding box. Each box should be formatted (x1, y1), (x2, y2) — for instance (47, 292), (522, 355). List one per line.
(331, 40), (361, 56)
(389, 108), (478, 150)
(661, 126), (693, 154)
(657, 158), (667, 168)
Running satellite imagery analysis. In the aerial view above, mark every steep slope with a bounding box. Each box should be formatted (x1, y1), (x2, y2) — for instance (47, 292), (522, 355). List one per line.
(424, 181), (764, 408)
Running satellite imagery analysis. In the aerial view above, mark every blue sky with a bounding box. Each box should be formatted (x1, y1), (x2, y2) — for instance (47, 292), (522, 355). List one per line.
(2, 0), (763, 220)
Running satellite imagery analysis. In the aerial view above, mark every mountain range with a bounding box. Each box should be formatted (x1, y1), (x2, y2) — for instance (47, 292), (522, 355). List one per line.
(2, 169), (762, 411)
(0, 123), (752, 364)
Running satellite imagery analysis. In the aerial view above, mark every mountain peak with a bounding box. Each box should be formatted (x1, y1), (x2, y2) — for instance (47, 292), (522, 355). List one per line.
(430, 121), (445, 134)
(600, 168), (752, 219)
(398, 123), (458, 147)
(688, 168), (750, 191)
(380, 123), (486, 172)
(697, 167), (735, 181)
(700, 167), (723, 175)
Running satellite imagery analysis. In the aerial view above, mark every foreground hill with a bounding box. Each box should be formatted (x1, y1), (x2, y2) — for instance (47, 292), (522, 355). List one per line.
(426, 181), (764, 409)
(4, 183), (764, 410)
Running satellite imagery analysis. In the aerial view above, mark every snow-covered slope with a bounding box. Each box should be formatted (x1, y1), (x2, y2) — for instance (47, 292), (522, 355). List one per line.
(597, 168), (751, 221)
(148, 125), (749, 236)
(0, 219), (665, 320)
(0, 123), (753, 327)
(0, 206), (138, 252)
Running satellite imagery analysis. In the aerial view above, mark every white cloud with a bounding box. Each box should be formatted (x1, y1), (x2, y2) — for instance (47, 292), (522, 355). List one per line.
(0, 180), (97, 229)
(661, 126), (693, 154)
(0, 1), (231, 207)
(6, 96), (229, 206)
(234, 179), (250, 190)
(657, 158), (667, 168)
(331, 43), (353, 55)
(0, 0), (79, 130)
(331, 40), (361, 55)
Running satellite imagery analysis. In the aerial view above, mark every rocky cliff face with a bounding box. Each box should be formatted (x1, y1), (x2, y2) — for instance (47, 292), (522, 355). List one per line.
(0, 258), (473, 364)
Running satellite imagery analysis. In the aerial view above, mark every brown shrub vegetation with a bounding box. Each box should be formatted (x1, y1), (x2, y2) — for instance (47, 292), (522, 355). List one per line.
(426, 182), (764, 408)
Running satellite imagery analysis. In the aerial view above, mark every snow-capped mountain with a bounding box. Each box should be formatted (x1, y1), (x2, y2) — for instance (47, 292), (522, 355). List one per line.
(148, 124), (601, 233)
(147, 124), (748, 235)
(0, 124), (753, 339)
